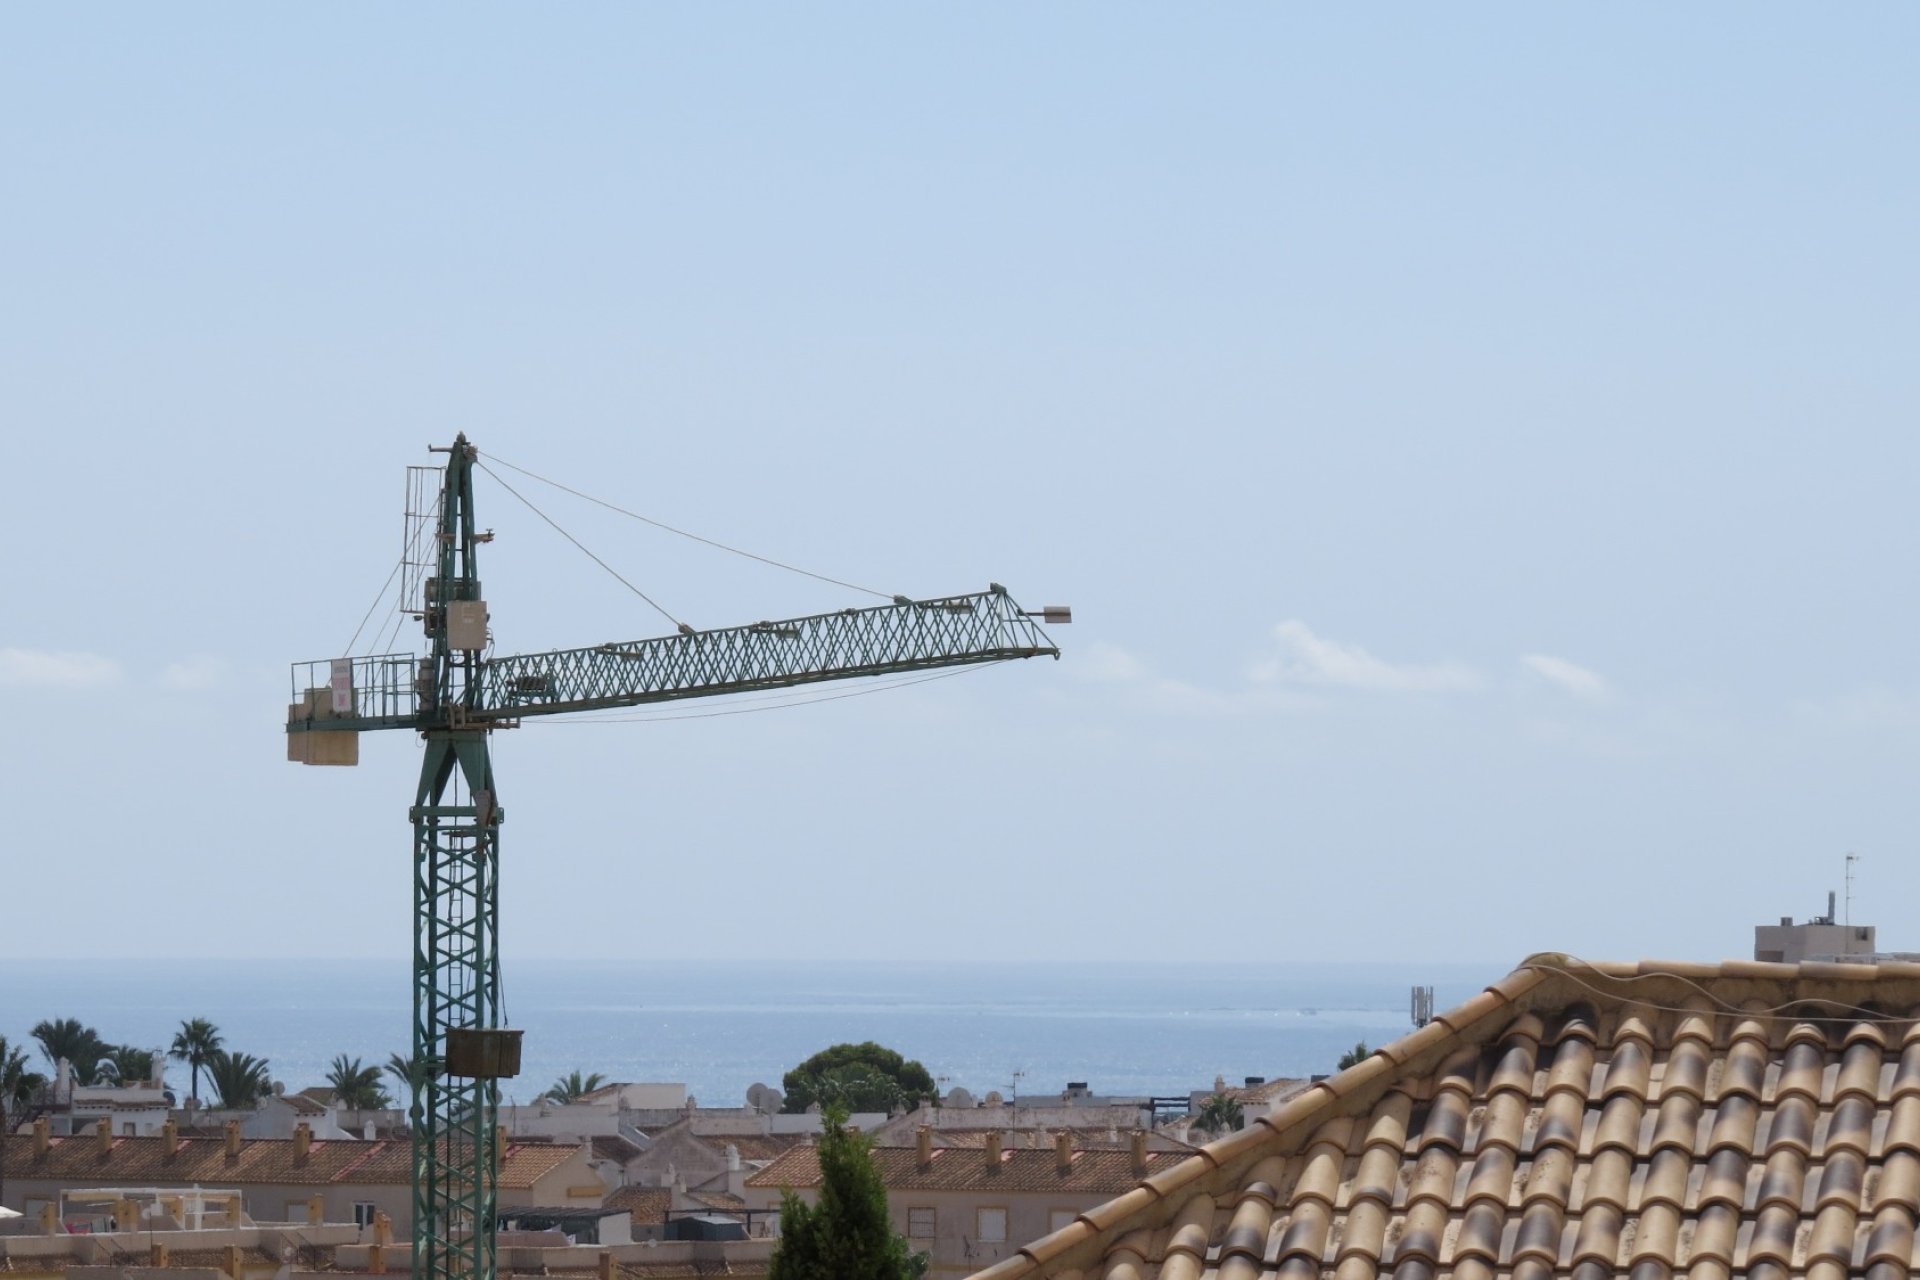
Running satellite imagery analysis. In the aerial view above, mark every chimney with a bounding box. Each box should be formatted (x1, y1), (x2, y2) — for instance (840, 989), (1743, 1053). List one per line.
(150, 1243), (169, 1268)
(226, 1194), (243, 1226)
(294, 1121), (312, 1162)
(1055, 1130), (1073, 1174)
(915, 1126), (933, 1171)
(726, 1143), (740, 1173)
(225, 1119), (242, 1158)
(32, 1117), (49, 1158)
(367, 1244), (386, 1276)
(307, 1195), (324, 1226)
(364, 1120), (377, 1141)
(373, 1210), (393, 1246)
(224, 1245), (243, 1278)
(597, 1251), (615, 1280)
(983, 1130), (1002, 1168)
(162, 1119), (179, 1158)
(95, 1118), (112, 1158)
(38, 1204), (56, 1236)
(114, 1197), (138, 1230)
(495, 1125), (509, 1176)
(1129, 1129), (1148, 1178)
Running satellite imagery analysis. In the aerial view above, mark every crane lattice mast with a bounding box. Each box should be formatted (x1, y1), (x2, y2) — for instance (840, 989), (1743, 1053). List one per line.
(286, 436), (1064, 1280)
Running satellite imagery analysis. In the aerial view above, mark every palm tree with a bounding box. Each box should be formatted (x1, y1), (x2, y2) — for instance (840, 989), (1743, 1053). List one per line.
(31, 1018), (108, 1086)
(326, 1056), (391, 1111)
(102, 1046), (158, 1086)
(1193, 1091), (1244, 1138)
(1, 1037), (44, 1115)
(542, 1070), (606, 1104)
(169, 1019), (223, 1107)
(1336, 1041), (1370, 1071)
(205, 1050), (273, 1110)
(383, 1052), (418, 1098)
(0, 1035), (48, 1204)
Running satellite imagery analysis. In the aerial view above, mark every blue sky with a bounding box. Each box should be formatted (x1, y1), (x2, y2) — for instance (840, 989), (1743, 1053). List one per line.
(2, 5), (1915, 964)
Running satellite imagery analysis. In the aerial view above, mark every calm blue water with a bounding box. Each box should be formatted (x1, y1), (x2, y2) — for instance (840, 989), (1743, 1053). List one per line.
(0, 960), (1493, 1106)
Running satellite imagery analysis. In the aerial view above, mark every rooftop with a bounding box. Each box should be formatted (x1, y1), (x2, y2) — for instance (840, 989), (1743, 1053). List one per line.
(749, 1145), (1183, 1196)
(3, 1134), (579, 1190)
(968, 953), (1920, 1280)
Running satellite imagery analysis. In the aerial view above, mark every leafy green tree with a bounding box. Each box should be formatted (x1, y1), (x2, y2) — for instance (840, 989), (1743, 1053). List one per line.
(542, 1070), (606, 1103)
(169, 1019), (224, 1107)
(206, 1050), (273, 1110)
(101, 1045), (158, 1085)
(768, 1105), (921, 1280)
(781, 1043), (936, 1115)
(1336, 1041), (1370, 1071)
(326, 1056), (391, 1110)
(1194, 1092), (1244, 1137)
(31, 1018), (109, 1085)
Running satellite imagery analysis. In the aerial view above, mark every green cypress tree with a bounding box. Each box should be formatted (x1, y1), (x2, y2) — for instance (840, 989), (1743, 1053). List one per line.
(769, 1105), (923, 1280)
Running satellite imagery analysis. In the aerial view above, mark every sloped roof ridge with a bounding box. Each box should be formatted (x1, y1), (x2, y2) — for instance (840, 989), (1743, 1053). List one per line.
(970, 962), (1553, 1280)
(975, 954), (1920, 1280)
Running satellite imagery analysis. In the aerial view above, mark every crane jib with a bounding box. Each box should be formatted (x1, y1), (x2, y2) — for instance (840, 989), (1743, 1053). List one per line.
(287, 588), (1059, 737)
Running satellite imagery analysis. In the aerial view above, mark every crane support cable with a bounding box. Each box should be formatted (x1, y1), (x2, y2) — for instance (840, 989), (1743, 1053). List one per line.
(351, 511), (443, 656)
(344, 554), (406, 656)
(481, 451), (894, 601)
(524, 663), (992, 724)
(475, 459), (686, 631)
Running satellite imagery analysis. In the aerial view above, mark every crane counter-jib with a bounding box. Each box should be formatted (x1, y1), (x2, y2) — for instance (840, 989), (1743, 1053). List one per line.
(287, 587), (1061, 740)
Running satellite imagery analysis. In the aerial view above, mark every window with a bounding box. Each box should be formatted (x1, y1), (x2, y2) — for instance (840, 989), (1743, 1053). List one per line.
(122, 1123), (137, 1136)
(976, 1207), (1007, 1243)
(353, 1202), (378, 1228)
(1048, 1209), (1077, 1234)
(907, 1206), (936, 1239)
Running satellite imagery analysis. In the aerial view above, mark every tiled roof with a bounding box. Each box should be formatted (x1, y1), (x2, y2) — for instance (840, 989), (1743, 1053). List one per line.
(604, 1185), (672, 1224)
(592, 1135), (647, 1164)
(684, 1190), (747, 1212)
(696, 1133), (804, 1163)
(879, 1129), (1190, 1154)
(2, 1135), (577, 1190)
(968, 954), (1920, 1280)
(748, 1145), (1181, 1196)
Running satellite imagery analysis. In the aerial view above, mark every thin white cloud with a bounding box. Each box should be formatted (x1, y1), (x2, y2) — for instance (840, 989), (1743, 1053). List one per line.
(161, 657), (227, 690)
(0, 647), (123, 689)
(1253, 621), (1480, 693)
(1521, 653), (1609, 702)
(1073, 641), (1288, 716)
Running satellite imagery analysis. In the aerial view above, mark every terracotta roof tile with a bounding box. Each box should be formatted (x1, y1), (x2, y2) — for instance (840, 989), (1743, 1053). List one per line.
(2, 1135), (577, 1190)
(602, 1185), (671, 1224)
(962, 956), (1920, 1279)
(747, 1146), (1180, 1196)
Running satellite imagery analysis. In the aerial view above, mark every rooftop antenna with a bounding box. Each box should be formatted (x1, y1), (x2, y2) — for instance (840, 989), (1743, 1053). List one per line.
(1846, 852), (1861, 926)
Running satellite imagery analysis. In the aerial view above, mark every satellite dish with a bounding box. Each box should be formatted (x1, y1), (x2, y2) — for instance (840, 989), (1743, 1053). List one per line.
(982, 1090), (1003, 1106)
(945, 1087), (975, 1110)
(745, 1083), (784, 1113)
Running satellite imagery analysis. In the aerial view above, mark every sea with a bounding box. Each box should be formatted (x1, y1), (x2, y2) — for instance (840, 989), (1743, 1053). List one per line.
(1, 959), (1497, 1106)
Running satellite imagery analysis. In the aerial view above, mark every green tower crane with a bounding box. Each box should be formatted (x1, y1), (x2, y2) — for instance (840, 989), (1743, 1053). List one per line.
(285, 436), (1065, 1280)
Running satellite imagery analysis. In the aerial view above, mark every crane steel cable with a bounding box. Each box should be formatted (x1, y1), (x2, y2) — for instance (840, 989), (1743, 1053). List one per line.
(481, 451), (894, 601)
(475, 459), (686, 631)
(540, 662), (990, 722)
(523, 663), (991, 725)
(344, 556), (406, 656)
(347, 509), (442, 656)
